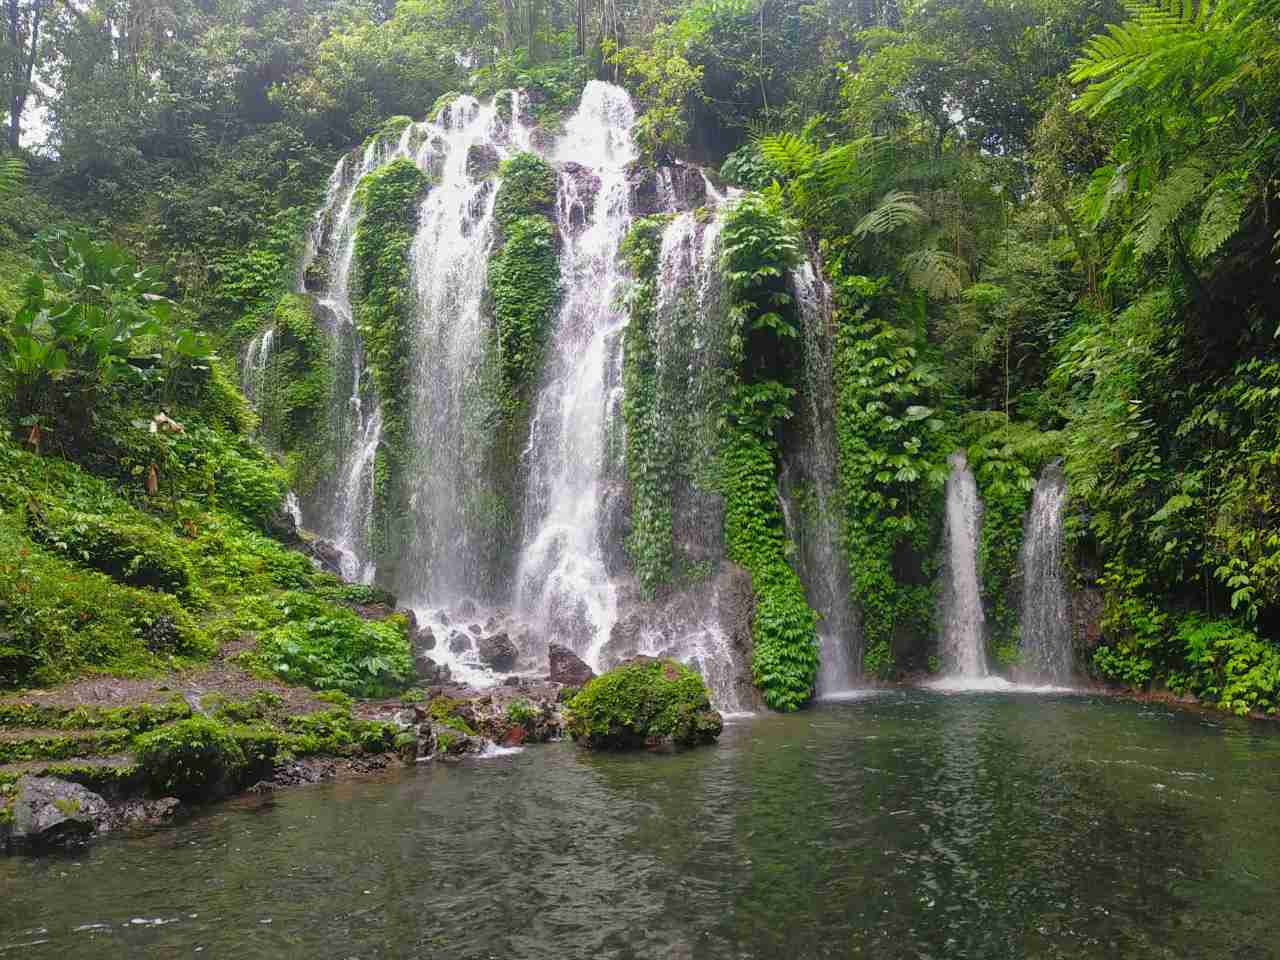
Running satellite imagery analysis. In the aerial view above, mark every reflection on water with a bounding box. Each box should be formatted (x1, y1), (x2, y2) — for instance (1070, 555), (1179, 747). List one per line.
(3, 690), (1279, 959)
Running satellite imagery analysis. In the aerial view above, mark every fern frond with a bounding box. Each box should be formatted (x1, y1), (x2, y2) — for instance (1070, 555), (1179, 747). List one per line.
(901, 248), (967, 299)
(854, 191), (926, 238)
(0, 156), (25, 197)
(1133, 161), (1205, 255)
(757, 132), (819, 178)
(1070, 0), (1262, 115)
(1192, 174), (1251, 259)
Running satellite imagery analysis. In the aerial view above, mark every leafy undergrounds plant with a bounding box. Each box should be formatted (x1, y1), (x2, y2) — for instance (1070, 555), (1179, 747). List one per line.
(566, 656), (723, 750)
(247, 605), (413, 698)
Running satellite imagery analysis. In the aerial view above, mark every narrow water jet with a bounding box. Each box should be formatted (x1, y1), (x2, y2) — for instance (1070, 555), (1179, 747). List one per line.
(241, 327), (274, 408)
(940, 452), (987, 677)
(1019, 460), (1072, 683)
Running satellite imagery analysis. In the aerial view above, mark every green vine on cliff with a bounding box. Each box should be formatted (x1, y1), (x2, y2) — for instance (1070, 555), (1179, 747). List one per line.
(352, 157), (430, 558)
(831, 271), (948, 677)
(253, 293), (334, 494)
(489, 152), (561, 415)
(720, 194), (818, 711)
(620, 215), (676, 597)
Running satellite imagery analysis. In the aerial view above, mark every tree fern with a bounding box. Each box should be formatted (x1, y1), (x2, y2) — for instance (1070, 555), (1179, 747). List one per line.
(901, 249), (966, 299)
(0, 156), (24, 197)
(1070, 0), (1268, 116)
(1192, 174), (1251, 259)
(758, 132), (819, 178)
(1133, 161), (1205, 255)
(854, 191), (926, 238)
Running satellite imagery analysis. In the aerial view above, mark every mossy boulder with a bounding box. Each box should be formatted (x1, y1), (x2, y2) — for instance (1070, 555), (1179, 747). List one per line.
(566, 657), (723, 750)
(135, 717), (247, 801)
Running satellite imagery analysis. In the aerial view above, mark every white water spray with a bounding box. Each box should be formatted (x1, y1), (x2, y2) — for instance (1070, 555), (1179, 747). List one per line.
(1019, 461), (1072, 683)
(940, 452), (987, 677)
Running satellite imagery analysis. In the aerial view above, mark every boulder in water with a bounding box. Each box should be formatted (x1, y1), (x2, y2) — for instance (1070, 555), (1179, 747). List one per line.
(478, 632), (517, 672)
(548, 643), (595, 687)
(11, 776), (114, 844)
(415, 654), (451, 685)
(448, 631), (472, 654)
(566, 656), (723, 750)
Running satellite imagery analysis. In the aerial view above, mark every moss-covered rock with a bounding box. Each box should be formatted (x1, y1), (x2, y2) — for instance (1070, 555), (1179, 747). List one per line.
(566, 657), (723, 750)
(134, 716), (247, 801)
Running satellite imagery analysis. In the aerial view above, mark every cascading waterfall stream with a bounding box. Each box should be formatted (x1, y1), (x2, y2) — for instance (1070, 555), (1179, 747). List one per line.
(241, 327), (274, 407)
(1019, 461), (1072, 683)
(514, 81), (637, 667)
(398, 93), (525, 605)
(941, 452), (987, 677)
(786, 261), (861, 694)
(612, 205), (749, 711)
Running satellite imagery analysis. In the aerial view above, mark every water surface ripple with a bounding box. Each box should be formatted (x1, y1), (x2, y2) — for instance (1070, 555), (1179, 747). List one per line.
(4, 691), (1279, 958)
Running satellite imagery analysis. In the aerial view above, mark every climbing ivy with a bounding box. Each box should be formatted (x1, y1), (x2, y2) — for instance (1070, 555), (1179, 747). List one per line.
(493, 152), (557, 228)
(720, 194), (818, 711)
(253, 294), (334, 493)
(620, 215), (676, 597)
(830, 272), (949, 678)
(351, 158), (430, 558)
(488, 216), (559, 412)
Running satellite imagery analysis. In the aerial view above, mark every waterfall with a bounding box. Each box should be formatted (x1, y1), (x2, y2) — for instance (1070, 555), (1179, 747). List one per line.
(272, 82), (792, 706)
(603, 205), (749, 710)
(241, 327), (274, 408)
(1019, 461), (1071, 683)
(295, 135), (407, 583)
(785, 261), (861, 694)
(940, 452), (987, 677)
(396, 94), (521, 604)
(514, 81), (637, 666)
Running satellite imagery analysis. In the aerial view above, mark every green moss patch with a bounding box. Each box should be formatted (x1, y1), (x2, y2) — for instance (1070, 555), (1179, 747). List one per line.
(566, 657), (723, 749)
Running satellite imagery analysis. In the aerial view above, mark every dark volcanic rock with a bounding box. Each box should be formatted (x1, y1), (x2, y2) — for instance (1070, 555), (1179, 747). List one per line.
(559, 161), (601, 231)
(661, 161), (707, 211)
(626, 160), (707, 216)
(307, 538), (345, 577)
(12, 776), (114, 844)
(478, 632), (518, 672)
(548, 643), (595, 687)
(448, 631), (472, 654)
(415, 654), (452, 685)
(265, 505), (301, 545)
(466, 142), (501, 179)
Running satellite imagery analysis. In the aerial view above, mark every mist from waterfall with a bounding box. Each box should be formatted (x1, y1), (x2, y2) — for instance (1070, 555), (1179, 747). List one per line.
(1019, 461), (1072, 683)
(940, 452), (987, 677)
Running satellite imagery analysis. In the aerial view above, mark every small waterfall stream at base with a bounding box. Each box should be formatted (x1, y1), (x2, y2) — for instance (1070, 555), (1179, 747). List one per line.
(1019, 461), (1072, 683)
(940, 452), (987, 677)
